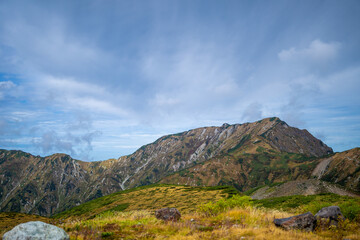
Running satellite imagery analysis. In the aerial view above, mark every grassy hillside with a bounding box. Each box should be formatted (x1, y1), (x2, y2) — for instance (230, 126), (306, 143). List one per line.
(0, 212), (52, 237)
(57, 193), (360, 240)
(54, 184), (238, 220)
(253, 193), (360, 221)
(2, 185), (360, 239)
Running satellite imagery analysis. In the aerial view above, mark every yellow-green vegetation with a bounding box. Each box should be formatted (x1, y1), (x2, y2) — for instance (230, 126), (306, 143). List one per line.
(0, 212), (53, 236)
(253, 193), (360, 221)
(59, 195), (360, 240)
(54, 185), (238, 220)
(56, 189), (360, 239)
(2, 187), (360, 239)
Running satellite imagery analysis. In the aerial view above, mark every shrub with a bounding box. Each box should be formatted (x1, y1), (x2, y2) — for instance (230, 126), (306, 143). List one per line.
(101, 232), (114, 237)
(198, 195), (252, 216)
(339, 201), (360, 221)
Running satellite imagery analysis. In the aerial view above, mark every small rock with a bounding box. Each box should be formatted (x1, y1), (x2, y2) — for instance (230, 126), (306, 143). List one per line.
(3, 221), (69, 240)
(155, 207), (181, 222)
(315, 206), (345, 227)
(274, 212), (316, 231)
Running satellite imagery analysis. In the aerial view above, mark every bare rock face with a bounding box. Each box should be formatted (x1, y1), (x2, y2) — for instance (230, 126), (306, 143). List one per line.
(155, 208), (181, 222)
(274, 212), (316, 231)
(3, 221), (69, 240)
(315, 206), (345, 227)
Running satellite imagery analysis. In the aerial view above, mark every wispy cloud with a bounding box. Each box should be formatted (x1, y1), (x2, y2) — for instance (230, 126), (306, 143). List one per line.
(278, 39), (341, 64)
(0, 80), (16, 99)
(31, 113), (102, 160)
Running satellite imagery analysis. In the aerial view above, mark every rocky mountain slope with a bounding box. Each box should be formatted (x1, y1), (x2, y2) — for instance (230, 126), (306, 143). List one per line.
(0, 117), (340, 216)
(0, 151), (106, 216)
(312, 148), (360, 192)
(249, 179), (359, 200)
(107, 117), (332, 190)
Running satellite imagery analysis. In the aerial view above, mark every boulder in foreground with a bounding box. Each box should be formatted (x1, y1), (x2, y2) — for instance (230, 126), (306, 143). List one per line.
(315, 206), (345, 227)
(155, 208), (181, 222)
(274, 212), (316, 231)
(3, 221), (69, 240)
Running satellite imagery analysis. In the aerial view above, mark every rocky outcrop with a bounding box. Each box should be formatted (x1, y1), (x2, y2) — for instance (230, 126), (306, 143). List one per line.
(250, 179), (359, 200)
(312, 148), (360, 192)
(315, 206), (345, 227)
(3, 221), (69, 240)
(155, 208), (181, 222)
(274, 212), (316, 231)
(274, 206), (345, 231)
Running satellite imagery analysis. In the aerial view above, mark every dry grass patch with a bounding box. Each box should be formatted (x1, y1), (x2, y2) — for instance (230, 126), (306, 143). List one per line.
(59, 206), (360, 240)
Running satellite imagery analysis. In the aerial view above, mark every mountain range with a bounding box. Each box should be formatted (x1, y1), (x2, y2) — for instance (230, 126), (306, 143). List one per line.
(0, 117), (359, 216)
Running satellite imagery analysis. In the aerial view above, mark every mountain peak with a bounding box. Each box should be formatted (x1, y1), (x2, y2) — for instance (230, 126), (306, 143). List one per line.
(0, 117), (335, 216)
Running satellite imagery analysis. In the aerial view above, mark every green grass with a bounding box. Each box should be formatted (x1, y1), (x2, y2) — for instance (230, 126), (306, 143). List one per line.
(2, 189), (360, 239)
(58, 193), (360, 240)
(0, 212), (53, 237)
(253, 193), (360, 220)
(53, 184), (238, 220)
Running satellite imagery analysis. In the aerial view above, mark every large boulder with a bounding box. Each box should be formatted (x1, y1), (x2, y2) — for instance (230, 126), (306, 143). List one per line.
(155, 208), (181, 222)
(274, 212), (316, 231)
(3, 221), (69, 240)
(315, 206), (345, 227)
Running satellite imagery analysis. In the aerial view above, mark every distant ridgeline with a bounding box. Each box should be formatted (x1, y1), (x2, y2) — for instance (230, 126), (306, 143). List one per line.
(0, 117), (359, 216)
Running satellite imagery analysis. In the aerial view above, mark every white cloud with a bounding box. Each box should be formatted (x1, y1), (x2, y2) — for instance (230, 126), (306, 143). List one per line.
(278, 39), (341, 63)
(43, 75), (106, 96)
(67, 96), (128, 116)
(0, 80), (16, 99)
(0, 80), (15, 89)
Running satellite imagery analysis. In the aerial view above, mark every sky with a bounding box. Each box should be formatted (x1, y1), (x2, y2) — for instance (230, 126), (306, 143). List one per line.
(0, 0), (359, 161)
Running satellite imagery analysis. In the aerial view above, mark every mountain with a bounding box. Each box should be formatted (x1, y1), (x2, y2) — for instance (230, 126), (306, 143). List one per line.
(0, 151), (105, 216)
(249, 179), (359, 200)
(312, 147), (360, 192)
(0, 117), (338, 216)
(106, 117), (332, 190)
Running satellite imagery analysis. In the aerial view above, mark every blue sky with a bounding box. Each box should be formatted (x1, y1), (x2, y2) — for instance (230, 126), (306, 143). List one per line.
(0, 0), (359, 161)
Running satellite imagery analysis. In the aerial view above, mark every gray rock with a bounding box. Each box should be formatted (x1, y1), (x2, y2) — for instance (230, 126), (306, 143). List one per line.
(315, 206), (345, 227)
(274, 212), (316, 231)
(155, 207), (181, 222)
(3, 221), (69, 240)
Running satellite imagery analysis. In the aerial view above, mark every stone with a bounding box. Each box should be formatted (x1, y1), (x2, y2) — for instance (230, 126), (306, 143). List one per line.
(315, 206), (345, 227)
(155, 207), (181, 222)
(274, 212), (316, 231)
(3, 221), (69, 240)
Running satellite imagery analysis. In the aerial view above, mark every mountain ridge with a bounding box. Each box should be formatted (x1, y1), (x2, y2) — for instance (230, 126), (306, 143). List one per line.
(1, 117), (353, 217)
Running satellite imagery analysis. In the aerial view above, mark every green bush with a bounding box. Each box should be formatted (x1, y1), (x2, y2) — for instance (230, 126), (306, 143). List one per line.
(198, 195), (252, 216)
(339, 201), (360, 221)
(101, 232), (114, 237)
